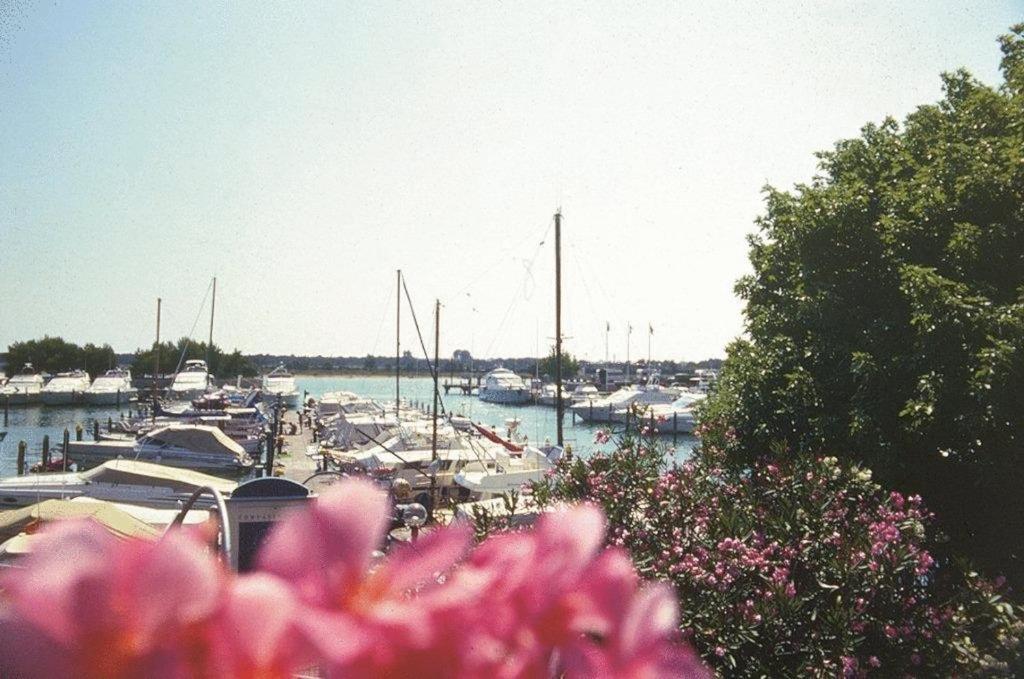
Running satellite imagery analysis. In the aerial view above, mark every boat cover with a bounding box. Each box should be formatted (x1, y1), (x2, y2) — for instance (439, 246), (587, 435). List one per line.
(145, 425), (246, 457)
(81, 459), (237, 495)
(0, 499), (160, 542)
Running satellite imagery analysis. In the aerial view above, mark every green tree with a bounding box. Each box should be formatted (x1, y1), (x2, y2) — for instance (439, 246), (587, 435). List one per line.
(707, 25), (1024, 584)
(6, 337), (116, 378)
(537, 347), (579, 380)
(130, 338), (256, 378)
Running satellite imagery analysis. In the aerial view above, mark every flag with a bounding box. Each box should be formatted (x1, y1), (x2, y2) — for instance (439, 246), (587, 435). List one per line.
(606, 321), (610, 332)
(628, 324), (633, 335)
(649, 323), (654, 335)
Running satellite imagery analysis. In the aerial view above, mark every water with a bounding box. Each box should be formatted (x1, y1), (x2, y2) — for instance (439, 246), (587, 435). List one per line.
(0, 403), (132, 476)
(0, 375), (697, 476)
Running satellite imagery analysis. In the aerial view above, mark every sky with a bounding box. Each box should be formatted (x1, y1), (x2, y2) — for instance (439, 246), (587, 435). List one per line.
(1, 1), (1020, 362)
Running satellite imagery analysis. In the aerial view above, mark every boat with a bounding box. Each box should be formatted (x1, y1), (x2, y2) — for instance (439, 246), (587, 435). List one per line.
(167, 359), (213, 402)
(67, 423), (253, 476)
(535, 383), (570, 407)
(614, 391), (706, 434)
(0, 459), (236, 509)
(40, 369), (92, 405)
(477, 368), (532, 405)
(570, 383), (680, 423)
(84, 368), (137, 406)
(453, 444), (562, 498)
(0, 364), (46, 405)
(262, 365), (301, 409)
(571, 383), (600, 403)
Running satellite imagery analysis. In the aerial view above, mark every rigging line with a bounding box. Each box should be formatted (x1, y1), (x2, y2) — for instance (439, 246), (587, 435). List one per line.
(173, 279), (214, 376)
(399, 276), (448, 416)
(481, 222), (552, 358)
(569, 243), (606, 343)
(570, 239), (623, 324)
(349, 426), (436, 483)
(449, 219), (553, 299)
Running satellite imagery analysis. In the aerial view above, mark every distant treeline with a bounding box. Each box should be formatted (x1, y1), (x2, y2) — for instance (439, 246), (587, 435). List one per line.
(5, 337), (117, 379)
(3, 337), (256, 379)
(2, 340), (721, 381)
(248, 351), (722, 378)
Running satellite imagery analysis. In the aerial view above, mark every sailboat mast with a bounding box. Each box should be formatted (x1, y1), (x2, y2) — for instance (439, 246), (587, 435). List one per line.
(554, 210), (564, 447)
(153, 297), (162, 404)
(395, 269), (401, 415)
(430, 299), (440, 517)
(207, 277), (216, 382)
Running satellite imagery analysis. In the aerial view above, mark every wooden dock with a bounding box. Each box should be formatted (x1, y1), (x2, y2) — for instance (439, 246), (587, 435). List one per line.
(275, 411), (320, 484)
(442, 375), (481, 395)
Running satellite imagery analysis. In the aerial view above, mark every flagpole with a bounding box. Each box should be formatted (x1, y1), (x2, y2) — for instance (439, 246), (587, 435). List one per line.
(605, 322), (609, 365)
(626, 324), (631, 382)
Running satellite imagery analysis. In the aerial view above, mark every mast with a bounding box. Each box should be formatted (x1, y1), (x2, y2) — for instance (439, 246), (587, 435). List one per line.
(207, 276), (216, 384)
(395, 269), (401, 415)
(555, 210), (564, 447)
(430, 299), (440, 518)
(153, 297), (162, 404)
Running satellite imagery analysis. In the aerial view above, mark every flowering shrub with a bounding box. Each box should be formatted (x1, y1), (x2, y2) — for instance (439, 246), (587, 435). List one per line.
(534, 427), (1022, 677)
(0, 479), (707, 678)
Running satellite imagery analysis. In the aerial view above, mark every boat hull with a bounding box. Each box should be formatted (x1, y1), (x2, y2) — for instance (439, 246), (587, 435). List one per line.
(166, 387), (210, 403)
(85, 389), (139, 406)
(0, 390), (41, 405)
(40, 391), (85, 406)
(67, 441), (252, 477)
(478, 389), (532, 405)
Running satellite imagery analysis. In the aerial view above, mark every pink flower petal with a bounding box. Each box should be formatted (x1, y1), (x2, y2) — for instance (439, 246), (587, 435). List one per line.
(378, 521), (473, 593)
(258, 478), (389, 605)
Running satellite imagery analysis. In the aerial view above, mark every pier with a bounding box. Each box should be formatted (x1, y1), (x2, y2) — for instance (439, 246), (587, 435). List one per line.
(442, 374), (482, 395)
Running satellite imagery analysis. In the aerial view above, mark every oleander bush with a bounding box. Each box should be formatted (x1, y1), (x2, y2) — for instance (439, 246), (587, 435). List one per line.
(533, 424), (1022, 677)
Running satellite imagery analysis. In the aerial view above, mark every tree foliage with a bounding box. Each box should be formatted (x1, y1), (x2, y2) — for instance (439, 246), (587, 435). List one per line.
(6, 336), (116, 378)
(130, 338), (256, 378)
(707, 25), (1024, 584)
(537, 347), (579, 380)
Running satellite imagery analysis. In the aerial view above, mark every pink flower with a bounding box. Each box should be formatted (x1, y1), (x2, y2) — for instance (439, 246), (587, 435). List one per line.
(257, 478), (474, 674)
(0, 519), (223, 679)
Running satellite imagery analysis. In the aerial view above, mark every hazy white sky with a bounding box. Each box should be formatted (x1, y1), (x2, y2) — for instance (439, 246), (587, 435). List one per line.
(1, 1), (1019, 361)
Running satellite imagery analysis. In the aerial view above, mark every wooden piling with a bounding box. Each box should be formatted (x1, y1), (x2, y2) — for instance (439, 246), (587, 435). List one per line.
(42, 434), (50, 468)
(93, 421), (100, 441)
(3, 395), (7, 426)
(76, 423), (83, 441)
(63, 428), (70, 471)
(673, 412), (678, 444)
(17, 441), (26, 475)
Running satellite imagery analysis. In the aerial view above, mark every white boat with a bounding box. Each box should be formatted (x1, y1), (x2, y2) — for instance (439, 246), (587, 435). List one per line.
(477, 368), (532, 405)
(570, 384), (680, 423)
(262, 365), (301, 409)
(67, 424), (253, 476)
(535, 383), (571, 407)
(167, 359), (213, 402)
(0, 364), (46, 405)
(0, 459), (236, 510)
(571, 383), (600, 403)
(85, 368), (137, 405)
(41, 369), (92, 405)
(454, 444), (562, 499)
(614, 391), (706, 434)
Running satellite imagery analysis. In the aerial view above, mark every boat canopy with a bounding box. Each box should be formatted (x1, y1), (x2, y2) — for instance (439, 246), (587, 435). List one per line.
(0, 499), (160, 543)
(81, 459), (237, 495)
(142, 425), (246, 457)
